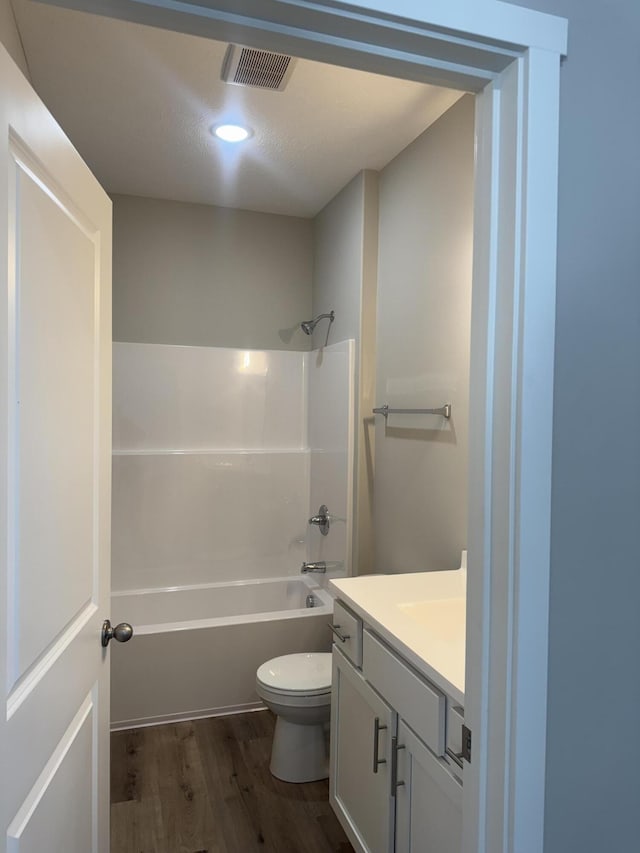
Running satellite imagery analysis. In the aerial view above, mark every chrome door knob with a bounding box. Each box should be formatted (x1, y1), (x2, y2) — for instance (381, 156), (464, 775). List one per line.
(101, 619), (134, 647)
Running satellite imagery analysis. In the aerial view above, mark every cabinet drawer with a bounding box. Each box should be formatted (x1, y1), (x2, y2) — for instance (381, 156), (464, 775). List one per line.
(329, 600), (362, 668)
(444, 704), (465, 781)
(362, 629), (445, 756)
(446, 704), (464, 756)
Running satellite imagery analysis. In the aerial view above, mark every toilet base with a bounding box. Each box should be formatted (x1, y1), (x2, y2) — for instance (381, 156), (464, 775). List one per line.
(269, 716), (329, 783)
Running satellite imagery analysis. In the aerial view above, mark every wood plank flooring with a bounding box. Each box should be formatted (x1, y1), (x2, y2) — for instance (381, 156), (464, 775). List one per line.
(111, 710), (354, 853)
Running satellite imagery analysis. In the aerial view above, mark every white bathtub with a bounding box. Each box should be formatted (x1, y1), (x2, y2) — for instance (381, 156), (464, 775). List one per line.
(110, 576), (334, 729)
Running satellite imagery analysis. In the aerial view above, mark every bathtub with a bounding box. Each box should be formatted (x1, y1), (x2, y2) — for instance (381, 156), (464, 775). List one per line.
(110, 576), (334, 729)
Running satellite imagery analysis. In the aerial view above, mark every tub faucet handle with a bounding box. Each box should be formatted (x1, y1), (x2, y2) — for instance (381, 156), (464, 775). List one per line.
(308, 504), (330, 536)
(301, 561), (327, 573)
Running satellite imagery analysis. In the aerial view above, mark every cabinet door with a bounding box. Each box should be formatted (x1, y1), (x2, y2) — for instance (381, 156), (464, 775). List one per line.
(394, 721), (462, 853)
(330, 648), (395, 853)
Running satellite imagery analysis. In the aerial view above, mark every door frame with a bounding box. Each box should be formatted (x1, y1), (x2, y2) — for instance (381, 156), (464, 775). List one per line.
(44, 2), (567, 851)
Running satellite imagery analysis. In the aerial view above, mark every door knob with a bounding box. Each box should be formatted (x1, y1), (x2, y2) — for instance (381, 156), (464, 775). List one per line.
(101, 619), (134, 647)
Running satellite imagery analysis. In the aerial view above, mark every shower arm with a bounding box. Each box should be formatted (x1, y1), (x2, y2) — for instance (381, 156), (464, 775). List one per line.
(300, 310), (335, 335)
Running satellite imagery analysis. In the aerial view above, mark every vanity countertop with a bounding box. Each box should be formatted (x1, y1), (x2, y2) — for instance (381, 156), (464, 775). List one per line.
(329, 570), (466, 706)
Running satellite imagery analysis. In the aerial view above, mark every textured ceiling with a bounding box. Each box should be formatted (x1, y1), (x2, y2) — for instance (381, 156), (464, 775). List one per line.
(13, 0), (464, 217)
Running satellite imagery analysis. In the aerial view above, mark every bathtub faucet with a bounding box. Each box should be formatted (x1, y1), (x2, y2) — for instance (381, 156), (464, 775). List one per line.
(301, 561), (327, 573)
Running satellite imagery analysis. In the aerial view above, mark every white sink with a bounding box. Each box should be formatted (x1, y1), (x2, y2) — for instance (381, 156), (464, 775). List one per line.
(397, 597), (465, 642)
(331, 568), (467, 703)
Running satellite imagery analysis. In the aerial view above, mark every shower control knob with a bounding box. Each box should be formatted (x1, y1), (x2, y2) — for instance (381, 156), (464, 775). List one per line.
(101, 619), (134, 647)
(308, 504), (330, 536)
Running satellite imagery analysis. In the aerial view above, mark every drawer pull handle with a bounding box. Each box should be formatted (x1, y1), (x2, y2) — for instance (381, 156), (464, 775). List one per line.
(445, 746), (464, 769)
(373, 716), (387, 773)
(390, 736), (406, 795)
(328, 623), (350, 643)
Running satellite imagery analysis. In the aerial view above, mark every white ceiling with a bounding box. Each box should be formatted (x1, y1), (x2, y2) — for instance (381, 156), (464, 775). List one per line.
(13, 0), (464, 218)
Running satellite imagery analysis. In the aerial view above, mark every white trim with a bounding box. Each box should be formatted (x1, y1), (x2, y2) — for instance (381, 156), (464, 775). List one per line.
(111, 572), (325, 598)
(111, 447), (310, 455)
(303, 0), (568, 54)
(58, 0), (567, 55)
(509, 46), (559, 852)
(463, 44), (560, 853)
(7, 693), (94, 839)
(463, 76), (499, 853)
(110, 701), (266, 732)
(45, 0), (564, 90)
(41, 2), (565, 850)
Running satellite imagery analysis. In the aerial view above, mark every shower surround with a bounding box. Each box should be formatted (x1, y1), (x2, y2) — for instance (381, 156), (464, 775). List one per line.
(111, 340), (353, 727)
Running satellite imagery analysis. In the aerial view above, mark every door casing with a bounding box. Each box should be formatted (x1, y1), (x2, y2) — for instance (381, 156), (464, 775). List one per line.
(37, 2), (568, 851)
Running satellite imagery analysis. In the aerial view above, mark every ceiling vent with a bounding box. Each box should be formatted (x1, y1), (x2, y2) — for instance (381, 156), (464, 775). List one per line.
(221, 45), (295, 92)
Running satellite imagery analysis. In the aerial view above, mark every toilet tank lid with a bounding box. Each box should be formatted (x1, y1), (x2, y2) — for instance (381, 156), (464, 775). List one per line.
(257, 652), (332, 692)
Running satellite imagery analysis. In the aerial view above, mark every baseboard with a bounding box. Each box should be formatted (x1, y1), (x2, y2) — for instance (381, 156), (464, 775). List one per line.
(110, 701), (266, 731)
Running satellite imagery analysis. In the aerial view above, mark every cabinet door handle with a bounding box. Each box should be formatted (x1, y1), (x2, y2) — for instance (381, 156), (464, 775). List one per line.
(328, 623), (350, 643)
(372, 716), (387, 773)
(390, 736), (406, 796)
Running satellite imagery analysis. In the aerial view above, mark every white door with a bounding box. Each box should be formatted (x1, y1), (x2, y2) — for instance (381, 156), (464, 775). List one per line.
(394, 720), (462, 853)
(330, 649), (395, 853)
(0, 45), (112, 853)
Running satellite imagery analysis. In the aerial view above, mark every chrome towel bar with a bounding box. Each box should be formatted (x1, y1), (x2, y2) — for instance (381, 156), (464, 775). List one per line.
(372, 403), (451, 420)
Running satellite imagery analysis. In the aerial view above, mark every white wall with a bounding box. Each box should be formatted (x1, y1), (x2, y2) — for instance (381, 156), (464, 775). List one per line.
(112, 344), (306, 452)
(0, 0), (29, 79)
(111, 344), (309, 591)
(307, 340), (355, 582)
(312, 170), (379, 573)
(112, 193), (314, 350)
(110, 195), (355, 594)
(112, 341), (354, 592)
(374, 94), (474, 573)
(312, 172), (370, 348)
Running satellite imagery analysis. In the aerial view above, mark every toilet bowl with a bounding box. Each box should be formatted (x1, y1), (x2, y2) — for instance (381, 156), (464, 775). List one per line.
(256, 652), (332, 783)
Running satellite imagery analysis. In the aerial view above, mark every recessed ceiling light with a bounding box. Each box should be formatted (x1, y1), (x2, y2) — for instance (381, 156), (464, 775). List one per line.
(212, 123), (252, 142)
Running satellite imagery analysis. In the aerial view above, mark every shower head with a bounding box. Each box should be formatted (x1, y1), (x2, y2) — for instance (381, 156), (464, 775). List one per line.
(301, 311), (335, 335)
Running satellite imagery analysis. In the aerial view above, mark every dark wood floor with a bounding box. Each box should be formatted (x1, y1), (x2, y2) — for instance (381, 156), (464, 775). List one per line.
(111, 710), (354, 853)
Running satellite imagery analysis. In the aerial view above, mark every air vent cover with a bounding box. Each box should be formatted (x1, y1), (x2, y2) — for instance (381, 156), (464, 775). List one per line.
(221, 45), (295, 91)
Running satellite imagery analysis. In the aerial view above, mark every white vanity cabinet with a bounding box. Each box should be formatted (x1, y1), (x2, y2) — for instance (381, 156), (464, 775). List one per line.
(394, 720), (462, 853)
(329, 600), (463, 853)
(330, 648), (395, 853)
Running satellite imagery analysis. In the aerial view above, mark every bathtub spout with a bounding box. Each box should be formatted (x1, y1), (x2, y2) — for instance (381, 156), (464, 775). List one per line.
(301, 561), (327, 573)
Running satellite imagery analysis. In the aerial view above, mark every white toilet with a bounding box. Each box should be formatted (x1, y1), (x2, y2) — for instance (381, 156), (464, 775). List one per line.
(256, 652), (332, 783)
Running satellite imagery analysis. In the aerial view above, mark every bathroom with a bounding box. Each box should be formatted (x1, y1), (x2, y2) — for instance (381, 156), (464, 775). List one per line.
(5, 1), (475, 850)
(11, 0), (621, 850)
(105, 72), (473, 853)
(107, 96), (473, 737)
(104, 35), (471, 853)
(12, 0), (481, 742)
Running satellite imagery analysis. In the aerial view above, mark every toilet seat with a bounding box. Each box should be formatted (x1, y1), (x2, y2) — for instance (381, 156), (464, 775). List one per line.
(257, 682), (331, 699)
(256, 683), (330, 709)
(256, 652), (331, 695)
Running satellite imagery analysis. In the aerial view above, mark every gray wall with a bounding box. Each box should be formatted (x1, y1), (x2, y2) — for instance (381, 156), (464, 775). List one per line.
(112, 194), (313, 350)
(374, 95), (474, 573)
(312, 170), (379, 574)
(312, 171), (369, 348)
(358, 171), (379, 575)
(502, 2), (640, 851)
(0, 0), (29, 79)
